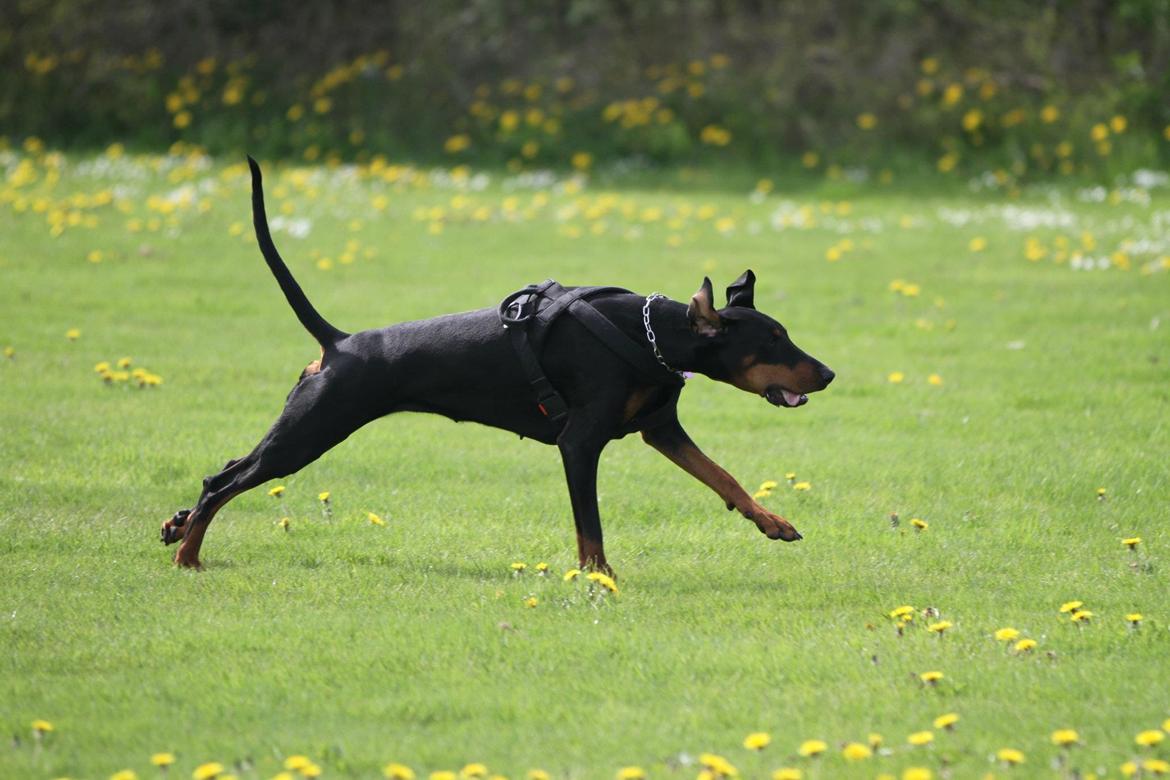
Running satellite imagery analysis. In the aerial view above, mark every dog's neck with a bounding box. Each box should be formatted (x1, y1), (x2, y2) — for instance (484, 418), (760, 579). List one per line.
(651, 299), (733, 381)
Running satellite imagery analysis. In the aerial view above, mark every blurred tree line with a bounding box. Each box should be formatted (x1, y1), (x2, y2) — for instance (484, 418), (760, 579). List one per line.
(3, 0), (1169, 173)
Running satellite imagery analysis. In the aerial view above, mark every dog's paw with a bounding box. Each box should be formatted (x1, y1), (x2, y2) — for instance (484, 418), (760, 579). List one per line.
(160, 509), (190, 545)
(747, 506), (802, 542)
(173, 549), (203, 570)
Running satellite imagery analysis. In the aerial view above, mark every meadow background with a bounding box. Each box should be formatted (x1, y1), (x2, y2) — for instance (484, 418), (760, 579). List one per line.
(2, 2), (1170, 780)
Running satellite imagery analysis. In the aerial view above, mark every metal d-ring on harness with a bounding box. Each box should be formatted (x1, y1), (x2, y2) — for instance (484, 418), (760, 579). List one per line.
(499, 280), (686, 431)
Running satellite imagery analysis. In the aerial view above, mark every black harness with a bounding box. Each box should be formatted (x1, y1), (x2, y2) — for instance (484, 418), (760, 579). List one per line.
(498, 280), (685, 433)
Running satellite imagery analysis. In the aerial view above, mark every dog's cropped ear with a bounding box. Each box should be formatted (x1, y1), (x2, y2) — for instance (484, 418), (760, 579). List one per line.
(725, 269), (756, 309)
(688, 277), (723, 337)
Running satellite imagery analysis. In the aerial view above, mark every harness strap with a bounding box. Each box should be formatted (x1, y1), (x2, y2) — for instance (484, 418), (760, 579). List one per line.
(566, 298), (677, 382)
(498, 280), (683, 430)
(506, 325), (569, 424)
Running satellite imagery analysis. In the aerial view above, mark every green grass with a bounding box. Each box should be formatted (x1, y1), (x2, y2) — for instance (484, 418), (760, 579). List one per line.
(1, 151), (1168, 780)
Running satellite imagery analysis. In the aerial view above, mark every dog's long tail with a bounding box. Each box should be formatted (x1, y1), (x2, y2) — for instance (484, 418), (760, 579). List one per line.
(247, 156), (348, 348)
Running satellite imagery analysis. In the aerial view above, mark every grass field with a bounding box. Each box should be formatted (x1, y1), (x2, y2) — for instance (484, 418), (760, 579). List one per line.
(1, 149), (1169, 780)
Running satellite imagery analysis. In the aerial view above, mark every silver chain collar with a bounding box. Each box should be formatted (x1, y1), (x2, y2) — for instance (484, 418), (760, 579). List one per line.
(643, 293), (686, 379)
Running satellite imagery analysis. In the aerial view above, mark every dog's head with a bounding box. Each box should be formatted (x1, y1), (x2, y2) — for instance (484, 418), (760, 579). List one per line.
(688, 270), (834, 408)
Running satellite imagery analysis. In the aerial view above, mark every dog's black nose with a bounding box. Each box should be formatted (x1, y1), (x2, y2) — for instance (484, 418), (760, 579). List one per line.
(819, 365), (835, 386)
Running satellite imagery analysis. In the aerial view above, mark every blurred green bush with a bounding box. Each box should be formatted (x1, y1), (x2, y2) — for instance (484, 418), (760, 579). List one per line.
(3, 0), (1169, 176)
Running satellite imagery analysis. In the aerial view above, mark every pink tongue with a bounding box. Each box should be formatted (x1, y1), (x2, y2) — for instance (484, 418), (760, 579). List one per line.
(782, 390), (803, 406)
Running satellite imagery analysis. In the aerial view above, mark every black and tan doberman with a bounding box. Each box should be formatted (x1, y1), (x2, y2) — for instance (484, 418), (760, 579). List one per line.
(161, 158), (834, 573)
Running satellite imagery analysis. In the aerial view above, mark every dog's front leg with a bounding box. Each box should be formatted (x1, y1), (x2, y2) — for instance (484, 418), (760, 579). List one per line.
(557, 422), (614, 575)
(641, 417), (801, 542)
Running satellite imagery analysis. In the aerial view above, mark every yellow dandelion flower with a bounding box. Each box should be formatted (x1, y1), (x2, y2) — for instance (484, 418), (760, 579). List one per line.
(444, 135), (471, 154)
(868, 733), (883, 747)
(284, 757), (312, 771)
(313, 97), (332, 114)
(968, 236), (987, 252)
(928, 374), (944, 386)
(151, 753), (177, 767)
(996, 748), (1025, 765)
(111, 770), (138, 780)
(431, 773), (457, 780)
(510, 562), (527, 572)
(1122, 537), (1142, 549)
(743, 731), (770, 750)
(698, 752), (736, 776)
(888, 371), (905, 384)
(1040, 105), (1060, 123)
(1121, 762), (1139, 779)
(1127, 613), (1143, 625)
(277, 517), (290, 530)
(908, 730), (934, 746)
(927, 621), (952, 634)
(856, 113), (877, 130)
(934, 713), (959, 730)
(1111, 115), (1128, 133)
(368, 512), (386, 526)
(1145, 758), (1170, 775)
(524, 596), (538, 608)
(920, 57), (939, 74)
(772, 769), (802, 780)
(586, 572), (619, 594)
(1051, 729), (1080, 747)
(461, 764), (488, 779)
(759, 480), (779, 491)
(994, 627), (1020, 642)
(919, 670), (943, 684)
(563, 568), (580, 581)
(1070, 610), (1092, 623)
(318, 491), (330, 502)
(527, 772), (550, 780)
(571, 152), (593, 171)
(793, 481), (811, 491)
(1013, 638), (1037, 653)
(889, 605), (915, 619)
(1090, 123), (1109, 141)
(1137, 730), (1166, 747)
(903, 769), (933, 780)
(32, 719), (54, 733)
(268, 485), (285, 497)
(65, 328), (81, 340)
(842, 742), (872, 760)
(1059, 601), (1083, 613)
(801, 151), (820, 168)
(384, 765), (416, 780)
(534, 562), (549, 573)
(911, 518), (928, 530)
(961, 108), (983, 132)
(193, 763), (225, 780)
(286, 104), (305, 121)
(616, 768), (646, 780)
(4, 346), (14, 359)
(798, 739), (827, 757)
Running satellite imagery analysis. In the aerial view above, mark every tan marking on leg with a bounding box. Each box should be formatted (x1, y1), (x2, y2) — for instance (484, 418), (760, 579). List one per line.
(644, 435), (800, 541)
(578, 536), (612, 576)
(622, 386), (656, 423)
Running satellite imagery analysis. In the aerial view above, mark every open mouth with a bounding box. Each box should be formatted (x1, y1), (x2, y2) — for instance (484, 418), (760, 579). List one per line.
(765, 386), (809, 408)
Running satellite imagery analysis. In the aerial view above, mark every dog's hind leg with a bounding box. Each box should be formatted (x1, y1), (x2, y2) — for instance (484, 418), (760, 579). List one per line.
(161, 372), (373, 568)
